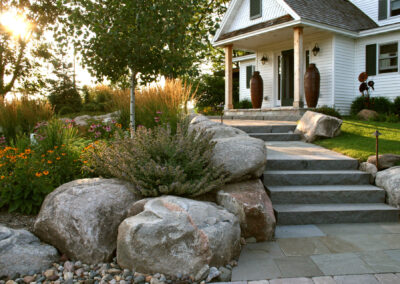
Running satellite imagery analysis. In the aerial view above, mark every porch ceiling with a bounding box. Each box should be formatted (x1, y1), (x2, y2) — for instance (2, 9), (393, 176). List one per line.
(231, 26), (325, 51)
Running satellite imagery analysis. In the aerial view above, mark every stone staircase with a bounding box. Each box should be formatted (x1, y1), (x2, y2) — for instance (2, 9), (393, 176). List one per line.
(234, 123), (399, 225)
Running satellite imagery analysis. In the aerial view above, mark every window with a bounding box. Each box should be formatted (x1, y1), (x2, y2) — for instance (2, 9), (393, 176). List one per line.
(246, 65), (255, 89)
(391, 0), (400, 16)
(379, 43), (398, 73)
(379, 0), (400, 19)
(250, 0), (262, 20)
(306, 50), (310, 69)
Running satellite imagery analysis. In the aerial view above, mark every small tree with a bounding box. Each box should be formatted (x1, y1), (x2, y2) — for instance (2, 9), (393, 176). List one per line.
(61, 0), (230, 132)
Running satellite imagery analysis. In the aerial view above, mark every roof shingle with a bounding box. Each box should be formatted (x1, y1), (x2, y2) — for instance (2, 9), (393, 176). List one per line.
(283, 0), (378, 31)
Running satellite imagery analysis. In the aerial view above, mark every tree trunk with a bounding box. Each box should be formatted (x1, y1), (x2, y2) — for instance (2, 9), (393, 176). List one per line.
(130, 72), (137, 138)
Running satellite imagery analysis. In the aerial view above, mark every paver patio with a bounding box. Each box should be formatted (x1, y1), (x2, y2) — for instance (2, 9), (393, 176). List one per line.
(228, 223), (400, 283)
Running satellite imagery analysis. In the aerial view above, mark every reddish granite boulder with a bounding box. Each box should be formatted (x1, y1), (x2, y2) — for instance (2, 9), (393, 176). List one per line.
(216, 179), (276, 241)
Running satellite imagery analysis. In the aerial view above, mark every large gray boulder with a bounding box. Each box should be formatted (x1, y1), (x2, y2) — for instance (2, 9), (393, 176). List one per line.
(367, 154), (400, 170)
(117, 196), (241, 277)
(359, 162), (378, 184)
(376, 166), (400, 208)
(295, 111), (342, 142)
(212, 136), (267, 182)
(217, 179), (276, 242)
(0, 225), (59, 279)
(189, 116), (247, 139)
(34, 178), (140, 264)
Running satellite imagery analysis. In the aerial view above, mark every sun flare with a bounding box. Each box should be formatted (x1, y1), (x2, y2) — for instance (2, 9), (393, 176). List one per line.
(0, 10), (32, 40)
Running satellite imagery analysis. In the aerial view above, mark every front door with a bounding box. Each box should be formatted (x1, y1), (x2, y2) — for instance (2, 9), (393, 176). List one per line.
(280, 49), (294, 107)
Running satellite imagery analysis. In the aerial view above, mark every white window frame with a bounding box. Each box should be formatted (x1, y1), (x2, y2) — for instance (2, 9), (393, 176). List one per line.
(378, 41), (399, 74)
(250, 0), (262, 20)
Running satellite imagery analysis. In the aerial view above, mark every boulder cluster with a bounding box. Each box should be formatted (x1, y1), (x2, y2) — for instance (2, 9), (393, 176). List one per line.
(1, 115), (276, 283)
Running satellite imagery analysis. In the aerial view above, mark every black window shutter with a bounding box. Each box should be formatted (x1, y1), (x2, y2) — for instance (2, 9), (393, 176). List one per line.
(250, 0), (261, 19)
(246, 65), (253, 89)
(366, 44), (377, 76)
(379, 0), (388, 20)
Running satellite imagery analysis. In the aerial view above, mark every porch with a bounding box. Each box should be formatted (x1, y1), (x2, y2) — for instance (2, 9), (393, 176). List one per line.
(219, 24), (335, 112)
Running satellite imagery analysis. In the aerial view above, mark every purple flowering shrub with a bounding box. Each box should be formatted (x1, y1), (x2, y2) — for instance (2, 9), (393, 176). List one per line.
(86, 120), (124, 140)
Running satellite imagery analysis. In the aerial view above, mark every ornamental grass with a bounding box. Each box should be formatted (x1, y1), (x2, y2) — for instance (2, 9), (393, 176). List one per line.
(110, 79), (195, 132)
(0, 97), (54, 143)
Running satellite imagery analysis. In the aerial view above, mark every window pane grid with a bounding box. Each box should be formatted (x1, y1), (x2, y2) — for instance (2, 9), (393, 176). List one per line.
(379, 43), (398, 74)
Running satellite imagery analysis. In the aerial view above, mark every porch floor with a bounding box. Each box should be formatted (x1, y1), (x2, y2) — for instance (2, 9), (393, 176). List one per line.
(211, 119), (297, 127)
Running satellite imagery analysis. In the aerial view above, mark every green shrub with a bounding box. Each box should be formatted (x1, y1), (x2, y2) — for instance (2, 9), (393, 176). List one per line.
(82, 102), (103, 112)
(84, 120), (230, 197)
(194, 72), (239, 109)
(372, 97), (393, 114)
(0, 121), (87, 214)
(351, 96), (394, 115)
(234, 99), (253, 109)
(313, 106), (342, 119)
(58, 106), (75, 115)
(393, 96), (400, 116)
(48, 83), (82, 113)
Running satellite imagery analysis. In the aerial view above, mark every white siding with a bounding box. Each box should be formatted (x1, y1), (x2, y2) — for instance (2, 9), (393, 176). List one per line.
(354, 31), (400, 102)
(255, 32), (334, 109)
(351, 0), (400, 26)
(239, 59), (256, 101)
(333, 35), (356, 114)
(225, 0), (287, 33)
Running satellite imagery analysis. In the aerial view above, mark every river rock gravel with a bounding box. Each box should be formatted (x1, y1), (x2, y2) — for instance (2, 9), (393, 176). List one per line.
(0, 257), (237, 284)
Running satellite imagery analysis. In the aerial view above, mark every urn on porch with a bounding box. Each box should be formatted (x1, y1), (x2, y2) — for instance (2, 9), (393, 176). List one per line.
(250, 71), (263, 109)
(304, 64), (320, 108)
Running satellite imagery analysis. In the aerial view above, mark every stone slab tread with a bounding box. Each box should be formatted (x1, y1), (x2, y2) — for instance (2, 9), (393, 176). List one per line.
(274, 203), (398, 213)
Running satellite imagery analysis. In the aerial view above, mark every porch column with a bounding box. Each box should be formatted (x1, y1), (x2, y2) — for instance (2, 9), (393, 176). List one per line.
(225, 45), (233, 110)
(293, 27), (304, 108)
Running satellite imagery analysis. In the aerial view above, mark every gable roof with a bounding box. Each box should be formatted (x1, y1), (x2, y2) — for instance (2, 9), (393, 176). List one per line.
(214, 0), (378, 44)
(283, 0), (378, 32)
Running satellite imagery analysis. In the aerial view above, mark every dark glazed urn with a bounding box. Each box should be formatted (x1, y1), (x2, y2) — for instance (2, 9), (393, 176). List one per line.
(304, 64), (320, 108)
(250, 71), (263, 109)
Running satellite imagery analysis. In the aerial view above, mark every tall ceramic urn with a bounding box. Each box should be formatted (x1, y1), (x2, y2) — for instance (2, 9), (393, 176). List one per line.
(251, 71), (263, 109)
(304, 64), (320, 108)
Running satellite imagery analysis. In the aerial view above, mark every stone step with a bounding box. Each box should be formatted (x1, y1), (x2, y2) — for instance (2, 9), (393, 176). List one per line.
(264, 170), (370, 186)
(250, 133), (301, 141)
(274, 203), (399, 225)
(266, 159), (359, 171)
(234, 125), (296, 134)
(268, 185), (385, 204)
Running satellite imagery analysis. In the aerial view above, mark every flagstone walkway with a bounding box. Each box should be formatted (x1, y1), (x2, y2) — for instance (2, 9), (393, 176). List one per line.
(226, 222), (400, 283)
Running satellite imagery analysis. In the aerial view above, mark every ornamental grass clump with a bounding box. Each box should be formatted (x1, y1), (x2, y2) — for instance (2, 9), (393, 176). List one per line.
(0, 97), (54, 142)
(84, 121), (229, 197)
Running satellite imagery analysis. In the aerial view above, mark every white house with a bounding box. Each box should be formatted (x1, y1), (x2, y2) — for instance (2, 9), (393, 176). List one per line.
(213, 0), (400, 114)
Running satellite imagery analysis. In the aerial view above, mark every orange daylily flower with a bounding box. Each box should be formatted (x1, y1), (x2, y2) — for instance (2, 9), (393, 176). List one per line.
(35, 172), (43, 177)
(43, 171), (49, 176)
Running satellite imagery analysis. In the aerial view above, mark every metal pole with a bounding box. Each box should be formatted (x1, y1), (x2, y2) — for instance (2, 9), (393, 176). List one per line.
(373, 130), (381, 169)
(376, 134), (379, 169)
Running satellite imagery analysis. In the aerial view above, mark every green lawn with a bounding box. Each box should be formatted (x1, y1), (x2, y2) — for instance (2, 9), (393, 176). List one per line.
(314, 119), (400, 162)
